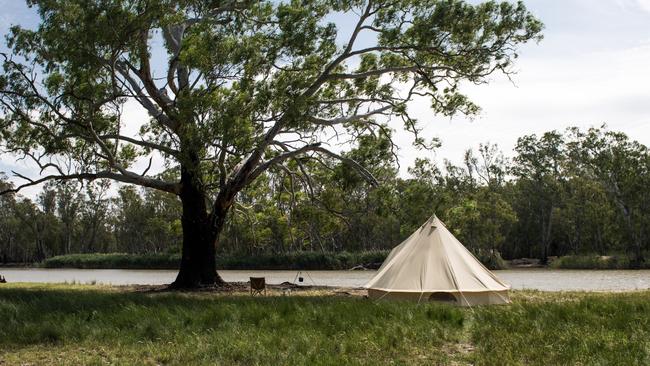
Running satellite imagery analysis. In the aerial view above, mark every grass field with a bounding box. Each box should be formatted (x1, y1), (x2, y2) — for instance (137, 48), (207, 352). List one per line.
(0, 284), (649, 365)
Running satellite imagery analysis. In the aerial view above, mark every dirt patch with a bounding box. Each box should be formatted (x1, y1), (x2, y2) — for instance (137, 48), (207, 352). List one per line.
(122, 281), (367, 297)
(125, 282), (247, 293)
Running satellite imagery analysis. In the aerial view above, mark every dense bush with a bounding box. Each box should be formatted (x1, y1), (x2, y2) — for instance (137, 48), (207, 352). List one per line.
(217, 250), (389, 270)
(41, 251), (388, 270)
(474, 250), (508, 270)
(39, 249), (512, 270)
(42, 253), (181, 269)
(551, 254), (650, 269)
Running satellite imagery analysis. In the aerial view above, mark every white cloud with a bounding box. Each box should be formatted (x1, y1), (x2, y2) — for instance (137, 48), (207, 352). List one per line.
(635, 0), (650, 12)
(392, 42), (650, 174)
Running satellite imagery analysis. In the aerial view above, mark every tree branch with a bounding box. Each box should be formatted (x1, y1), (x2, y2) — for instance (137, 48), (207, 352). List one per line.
(308, 105), (391, 126)
(0, 170), (180, 196)
(98, 134), (180, 157)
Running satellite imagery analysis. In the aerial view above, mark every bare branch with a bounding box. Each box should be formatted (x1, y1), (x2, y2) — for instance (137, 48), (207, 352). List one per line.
(114, 61), (179, 131)
(248, 142), (322, 182)
(312, 146), (378, 186)
(309, 105), (391, 126)
(0, 170), (180, 196)
(327, 66), (419, 80)
(98, 134), (180, 157)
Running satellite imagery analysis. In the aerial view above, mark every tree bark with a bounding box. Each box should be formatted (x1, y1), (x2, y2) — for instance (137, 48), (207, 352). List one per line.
(171, 166), (225, 288)
(615, 200), (645, 268)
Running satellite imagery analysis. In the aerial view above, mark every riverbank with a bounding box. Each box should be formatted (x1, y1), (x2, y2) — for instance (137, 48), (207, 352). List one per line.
(3, 252), (646, 271)
(32, 250), (508, 270)
(550, 254), (650, 269)
(37, 251), (390, 271)
(0, 284), (648, 365)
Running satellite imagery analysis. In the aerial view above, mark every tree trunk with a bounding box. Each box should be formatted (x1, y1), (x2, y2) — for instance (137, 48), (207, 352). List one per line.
(616, 200), (645, 268)
(171, 167), (226, 288)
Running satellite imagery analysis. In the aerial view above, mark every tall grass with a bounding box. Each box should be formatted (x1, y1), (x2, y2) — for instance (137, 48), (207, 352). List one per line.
(0, 285), (648, 365)
(472, 291), (650, 365)
(0, 284), (466, 365)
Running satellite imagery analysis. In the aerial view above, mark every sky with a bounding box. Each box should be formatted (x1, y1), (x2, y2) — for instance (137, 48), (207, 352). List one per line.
(1, 0), (650, 198)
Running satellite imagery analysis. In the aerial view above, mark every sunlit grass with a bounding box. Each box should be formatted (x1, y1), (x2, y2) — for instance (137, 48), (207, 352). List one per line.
(0, 284), (649, 365)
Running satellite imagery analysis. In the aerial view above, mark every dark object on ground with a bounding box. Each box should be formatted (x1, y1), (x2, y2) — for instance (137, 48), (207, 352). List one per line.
(250, 277), (266, 296)
(0, 275), (6, 283)
(132, 281), (247, 293)
(429, 292), (458, 303)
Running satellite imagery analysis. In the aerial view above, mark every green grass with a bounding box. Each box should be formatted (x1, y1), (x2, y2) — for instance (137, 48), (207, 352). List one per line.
(0, 285), (649, 365)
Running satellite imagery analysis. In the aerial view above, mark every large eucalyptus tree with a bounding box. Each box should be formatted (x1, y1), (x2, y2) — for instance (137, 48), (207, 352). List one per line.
(0, 0), (542, 287)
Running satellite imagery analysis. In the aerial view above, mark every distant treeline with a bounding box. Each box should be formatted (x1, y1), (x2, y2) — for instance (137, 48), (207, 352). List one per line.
(1, 126), (649, 268)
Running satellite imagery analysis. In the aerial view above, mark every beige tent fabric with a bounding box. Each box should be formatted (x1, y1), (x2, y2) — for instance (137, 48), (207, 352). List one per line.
(365, 215), (510, 306)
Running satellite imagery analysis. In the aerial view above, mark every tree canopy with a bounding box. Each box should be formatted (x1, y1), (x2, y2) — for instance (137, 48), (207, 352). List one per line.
(2, 126), (649, 269)
(0, 0), (543, 286)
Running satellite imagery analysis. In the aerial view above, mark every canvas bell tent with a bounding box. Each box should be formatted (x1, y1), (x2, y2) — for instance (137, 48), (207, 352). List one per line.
(364, 215), (510, 306)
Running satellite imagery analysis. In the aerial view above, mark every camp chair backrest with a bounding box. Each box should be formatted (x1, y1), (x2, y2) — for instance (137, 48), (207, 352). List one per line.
(250, 277), (266, 296)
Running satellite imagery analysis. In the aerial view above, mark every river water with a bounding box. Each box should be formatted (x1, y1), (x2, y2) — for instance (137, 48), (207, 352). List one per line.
(1, 268), (650, 291)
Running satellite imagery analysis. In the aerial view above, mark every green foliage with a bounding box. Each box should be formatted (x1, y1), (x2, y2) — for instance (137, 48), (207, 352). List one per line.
(40, 251), (393, 270)
(0, 1), (543, 283)
(551, 254), (650, 270)
(2, 126), (650, 270)
(218, 250), (389, 270)
(42, 253), (181, 269)
(39, 249), (512, 271)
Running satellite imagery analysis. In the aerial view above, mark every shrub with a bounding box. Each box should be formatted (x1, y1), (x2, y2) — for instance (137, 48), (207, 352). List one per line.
(41, 249), (509, 270)
(551, 254), (650, 269)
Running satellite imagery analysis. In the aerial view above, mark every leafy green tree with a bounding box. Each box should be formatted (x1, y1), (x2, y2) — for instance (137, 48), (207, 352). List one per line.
(55, 181), (82, 255)
(114, 186), (148, 253)
(510, 132), (565, 263)
(446, 189), (516, 255)
(397, 158), (447, 235)
(0, 176), (20, 263)
(0, 0), (542, 286)
(568, 127), (650, 266)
